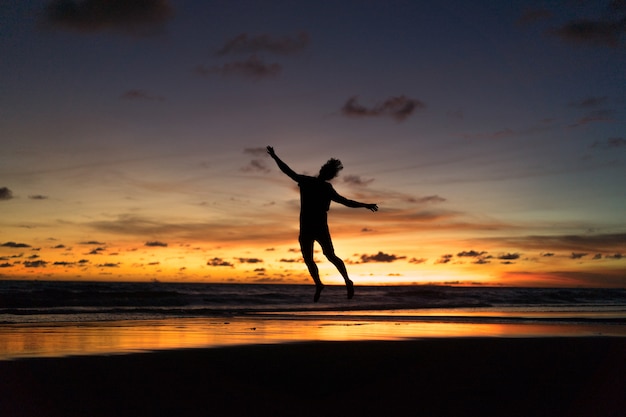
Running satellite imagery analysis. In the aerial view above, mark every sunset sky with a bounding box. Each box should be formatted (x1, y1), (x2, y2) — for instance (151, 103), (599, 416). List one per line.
(1, 0), (625, 287)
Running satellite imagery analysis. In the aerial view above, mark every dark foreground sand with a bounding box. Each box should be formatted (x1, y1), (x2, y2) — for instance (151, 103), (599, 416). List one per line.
(1, 337), (624, 417)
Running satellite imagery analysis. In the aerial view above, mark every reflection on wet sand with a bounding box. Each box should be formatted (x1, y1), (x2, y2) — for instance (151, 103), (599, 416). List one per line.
(1, 316), (624, 360)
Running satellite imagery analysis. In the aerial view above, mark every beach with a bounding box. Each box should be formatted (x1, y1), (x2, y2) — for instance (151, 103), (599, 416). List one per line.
(1, 337), (624, 417)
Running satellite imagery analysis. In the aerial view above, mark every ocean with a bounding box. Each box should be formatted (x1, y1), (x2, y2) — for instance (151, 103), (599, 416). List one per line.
(1, 281), (625, 359)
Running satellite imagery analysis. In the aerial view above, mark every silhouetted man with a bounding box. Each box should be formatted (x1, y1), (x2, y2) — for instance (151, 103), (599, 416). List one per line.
(267, 146), (378, 302)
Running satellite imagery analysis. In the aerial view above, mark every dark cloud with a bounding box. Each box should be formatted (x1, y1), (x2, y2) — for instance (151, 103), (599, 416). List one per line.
(409, 257), (427, 264)
(457, 250), (487, 257)
(217, 32), (309, 56)
(359, 251), (406, 263)
(436, 254), (453, 264)
(42, 0), (173, 36)
(87, 247), (106, 255)
(53, 261), (74, 266)
(0, 263), (13, 268)
(196, 56), (281, 79)
(81, 241), (106, 245)
(239, 258), (263, 264)
(279, 258), (300, 263)
(24, 260), (48, 268)
(97, 263), (120, 268)
(591, 137), (626, 149)
(498, 253), (520, 260)
(343, 175), (374, 187)
(145, 241), (168, 247)
(412, 195), (446, 204)
(342, 95), (426, 122)
(541, 252), (555, 257)
(208, 257), (233, 267)
(121, 89), (164, 101)
(551, 16), (626, 48)
(0, 187), (13, 201)
(571, 252), (588, 259)
(1, 242), (31, 248)
(241, 159), (271, 173)
(28, 194), (48, 200)
(570, 110), (614, 127)
(606, 253), (624, 259)
(593, 253), (603, 260)
(568, 96), (609, 108)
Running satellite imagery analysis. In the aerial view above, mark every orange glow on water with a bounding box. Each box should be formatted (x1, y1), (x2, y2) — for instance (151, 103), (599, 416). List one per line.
(1, 317), (623, 360)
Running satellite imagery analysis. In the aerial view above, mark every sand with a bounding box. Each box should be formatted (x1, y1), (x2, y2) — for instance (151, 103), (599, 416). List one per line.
(1, 337), (624, 417)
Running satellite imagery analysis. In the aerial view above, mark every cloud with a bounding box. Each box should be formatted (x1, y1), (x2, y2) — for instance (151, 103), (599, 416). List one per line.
(145, 241), (168, 247)
(435, 254), (453, 264)
(457, 250), (487, 257)
(412, 195), (446, 204)
(196, 56), (281, 79)
(342, 95), (426, 122)
(217, 32), (309, 56)
(498, 253), (520, 260)
(568, 96), (609, 108)
(42, 0), (173, 35)
(121, 89), (164, 101)
(238, 258), (263, 264)
(207, 257), (234, 267)
(87, 247), (106, 255)
(81, 241), (106, 245)
(570, 109), (614, 127)
(241, 148), (272, 173)
(97, 263), (120, 268)
(0, 187), (13, 201)
(409, 257), (427, 264)
(343, 175), (374, 187)
(487, 233), (626, 254)
(279, 258), (301, 263)
(591, 137), (626, 149)
(24, 260), (48, 268)
(0, 263), (13, 268)
(570, 252), (588, 259)
(551, 16), (626, 48)
(1, 242), (31, 248)
(241, 159), (271, 173)
(359, 251), (406, 263)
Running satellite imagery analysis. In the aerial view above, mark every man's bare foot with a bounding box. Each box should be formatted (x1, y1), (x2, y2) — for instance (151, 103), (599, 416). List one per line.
(346, 280), (354, 299)
(314, 284), (325, 302)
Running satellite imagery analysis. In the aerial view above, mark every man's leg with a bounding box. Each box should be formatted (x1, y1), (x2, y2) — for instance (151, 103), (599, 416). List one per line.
(319, 235), (354, 299)
(300, 235), (324, 302)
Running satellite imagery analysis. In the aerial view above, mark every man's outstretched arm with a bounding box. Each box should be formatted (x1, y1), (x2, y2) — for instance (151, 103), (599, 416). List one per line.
(267, 146), (301, 182)
(332, 192), (378, 212)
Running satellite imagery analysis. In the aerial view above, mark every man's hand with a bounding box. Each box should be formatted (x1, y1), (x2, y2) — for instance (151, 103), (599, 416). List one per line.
(365, 203), (378, 212)
(266, 146), (276, 158)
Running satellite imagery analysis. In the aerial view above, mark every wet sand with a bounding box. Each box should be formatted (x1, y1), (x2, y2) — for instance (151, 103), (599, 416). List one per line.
(1, 337), (624, 417)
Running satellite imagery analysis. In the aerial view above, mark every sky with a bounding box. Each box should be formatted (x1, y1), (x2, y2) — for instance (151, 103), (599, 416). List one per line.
(1, 0), (625, 287)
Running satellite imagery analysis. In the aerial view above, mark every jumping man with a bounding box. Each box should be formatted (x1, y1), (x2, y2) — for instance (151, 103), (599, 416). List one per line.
(267, 146), (378, 302)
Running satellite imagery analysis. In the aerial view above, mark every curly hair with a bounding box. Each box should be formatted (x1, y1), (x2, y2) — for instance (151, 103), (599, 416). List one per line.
(318, 158), (343, 180)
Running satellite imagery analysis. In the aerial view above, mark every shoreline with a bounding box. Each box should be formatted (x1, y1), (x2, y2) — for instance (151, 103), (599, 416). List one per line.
(2, 315), (626, 360)
(1, 337), (625, 417)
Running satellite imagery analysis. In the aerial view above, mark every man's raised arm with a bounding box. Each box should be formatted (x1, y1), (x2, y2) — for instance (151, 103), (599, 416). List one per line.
(267, 146), (300, 182)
